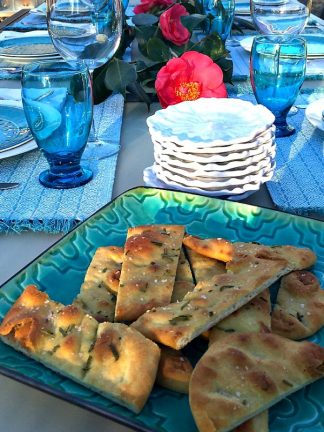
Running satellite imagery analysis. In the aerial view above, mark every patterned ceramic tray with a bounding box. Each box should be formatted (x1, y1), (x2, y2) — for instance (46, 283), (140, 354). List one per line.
(0, 187), (323, 432)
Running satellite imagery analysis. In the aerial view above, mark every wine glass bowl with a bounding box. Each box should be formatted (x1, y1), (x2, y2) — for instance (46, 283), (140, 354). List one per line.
(250, 0), (310, 35)
(47, 0), (122, 72)
(250, 35), (307, 137)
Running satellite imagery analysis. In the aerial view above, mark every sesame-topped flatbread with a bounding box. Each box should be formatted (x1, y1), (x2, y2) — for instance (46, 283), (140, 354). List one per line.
(272, 270), (324, 340)
(209, 290), (271, 345)
(171, 248), (195, 302)
(183, 235), (234, 262)
(156, 347), (193, 394)
(184, 247), (226, 284)
(115, 225), (185, 322)
(0, 285), (161, 413)
(189, 333), (324, 432)
(209, 289), (271, 432)
(83, 321), (160, 413)
(132, 243), (316, 349)
(74, 246), (123, 322)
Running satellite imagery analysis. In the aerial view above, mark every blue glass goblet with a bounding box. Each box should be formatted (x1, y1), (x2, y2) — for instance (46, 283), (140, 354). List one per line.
(203, 0), (235, 42)
(250, 35), (306, 138)
(22, 61), (93, 189)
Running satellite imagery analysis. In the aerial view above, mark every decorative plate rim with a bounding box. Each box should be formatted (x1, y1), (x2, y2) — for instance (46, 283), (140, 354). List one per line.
(0, 186), (323, 432)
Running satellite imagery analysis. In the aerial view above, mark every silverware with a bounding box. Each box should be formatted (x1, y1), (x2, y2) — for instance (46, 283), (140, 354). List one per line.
(0, 182), (20, 190)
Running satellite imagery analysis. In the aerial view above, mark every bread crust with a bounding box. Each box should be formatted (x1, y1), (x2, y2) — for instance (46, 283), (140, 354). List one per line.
(171, 248), (195, 302)
(272, 271), (324, 339)
(189, 333), (324, 432)
(156, 347), (193, 394)
(74, 246), (123, 322)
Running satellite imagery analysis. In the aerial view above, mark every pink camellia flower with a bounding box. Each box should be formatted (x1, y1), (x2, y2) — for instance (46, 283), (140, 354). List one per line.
(155, 51), (228, 108)
(159, 4), (190, 46)
(133, 0), (174, 15)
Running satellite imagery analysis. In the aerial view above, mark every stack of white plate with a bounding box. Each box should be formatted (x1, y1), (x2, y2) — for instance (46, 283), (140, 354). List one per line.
(144, 98), (276, 200)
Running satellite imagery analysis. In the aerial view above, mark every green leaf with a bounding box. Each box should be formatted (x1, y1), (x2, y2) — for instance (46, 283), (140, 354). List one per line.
(126, 81), (152, 108)
(216, 56), (233, 83)
(135, 25), (157, 45)
(103, 58), (137, 95)
(181, 14), (207, 32)
(132, 13), (159, 26)
(147, 37), (171, 62)
(199, 32), (228, 60)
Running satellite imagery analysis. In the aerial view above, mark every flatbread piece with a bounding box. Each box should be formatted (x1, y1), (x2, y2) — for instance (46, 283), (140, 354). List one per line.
(272, 270), (324, 340)
(189, 332), (324, 432)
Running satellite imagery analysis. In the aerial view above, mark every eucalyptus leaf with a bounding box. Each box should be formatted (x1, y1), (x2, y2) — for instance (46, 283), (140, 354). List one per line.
(181, 14), (207, 32)
(135, 25), (157, 45)
(104, 58), (137, 95)
(132, 13), (159, 26)
(199, 32), (227, 60)
(147, 37), (171, 62)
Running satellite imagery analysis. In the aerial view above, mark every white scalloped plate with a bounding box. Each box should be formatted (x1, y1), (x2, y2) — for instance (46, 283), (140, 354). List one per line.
(151, 125), (275, 155)
(154, 139), (276, 170)
(155, 147), (276, 178)
(143, 164), (275, 198)
(147, 98), (275, 146)
(154, 159), (275, 190)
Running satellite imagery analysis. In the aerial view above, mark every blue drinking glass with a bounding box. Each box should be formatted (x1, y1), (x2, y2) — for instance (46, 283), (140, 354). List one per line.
(250, 35), (306, 138)
(22, 61), (93, 189)
(203, 0), (235, 42)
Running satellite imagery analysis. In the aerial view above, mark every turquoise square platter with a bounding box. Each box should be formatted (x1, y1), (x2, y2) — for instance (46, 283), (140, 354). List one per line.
(0, 187), (323, 432)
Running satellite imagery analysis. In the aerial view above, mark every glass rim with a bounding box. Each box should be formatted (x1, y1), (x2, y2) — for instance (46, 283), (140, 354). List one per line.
(22, 60), (89, 76)
(253, 35), (307, 46)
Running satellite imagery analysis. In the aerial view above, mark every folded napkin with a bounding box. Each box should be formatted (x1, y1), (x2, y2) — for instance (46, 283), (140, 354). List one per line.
(0, 93), (124, 233)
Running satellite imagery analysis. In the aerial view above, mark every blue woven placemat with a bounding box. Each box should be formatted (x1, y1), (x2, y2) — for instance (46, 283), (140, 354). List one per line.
(230, 84), (324, 216)
(0, 93), (124, 233)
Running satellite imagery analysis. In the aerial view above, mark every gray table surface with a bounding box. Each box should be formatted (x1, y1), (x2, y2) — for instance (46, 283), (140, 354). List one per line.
(0, 17), (323, 430)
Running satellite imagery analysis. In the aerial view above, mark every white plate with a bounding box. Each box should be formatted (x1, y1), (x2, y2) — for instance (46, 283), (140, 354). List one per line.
(155, 155), (274, 181)
(152, 126), (275, 156)
(154, 159), (275, 189)
(239, 34), (324, 59)
(143, 165), (275, 199)
(153, 135), (275, 163)
(0, 138), (37, 160)
(147, 98), (275, 147)
(154, 144), (276, 176)
(0, 100), (38, 159)
(305, 98), (324, 131)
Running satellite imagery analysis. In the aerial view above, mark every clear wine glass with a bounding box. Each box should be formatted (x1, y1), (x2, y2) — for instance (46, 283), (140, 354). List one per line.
(250, 0), (312, 35)
(47, 0), (123, 153)
(250, 0), (312, 116)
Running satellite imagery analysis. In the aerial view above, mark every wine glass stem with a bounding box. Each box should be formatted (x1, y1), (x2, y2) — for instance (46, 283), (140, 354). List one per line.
(89, 69), (98, 142)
